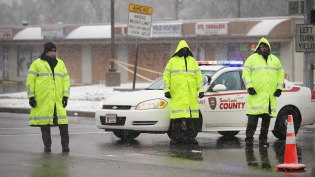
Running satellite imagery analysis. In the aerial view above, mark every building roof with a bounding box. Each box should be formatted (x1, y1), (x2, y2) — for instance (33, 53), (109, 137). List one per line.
(66, 25), (111, 39)
(247, 18), (288, 36)
(0, 17), (302, 41)
(13, 27), (43, 40)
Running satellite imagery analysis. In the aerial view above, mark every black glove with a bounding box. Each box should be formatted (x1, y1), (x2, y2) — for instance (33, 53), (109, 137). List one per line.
(29, 97), (36, 108)
(62, 96), (68, 108)
(164, 92), (171, 99)
(247, 87), (257, 95)
(274, 89), (282, 97)
(199, 92), (205, 98)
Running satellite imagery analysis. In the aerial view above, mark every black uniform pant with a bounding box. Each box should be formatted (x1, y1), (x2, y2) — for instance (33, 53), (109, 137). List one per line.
(169, 118), (199, 143)
(40, 124), (69, 149)
(245, 115), (271, 143)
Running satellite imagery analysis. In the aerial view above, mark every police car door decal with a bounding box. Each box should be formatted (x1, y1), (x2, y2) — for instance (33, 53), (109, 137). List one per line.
(204, 71), (247, 128)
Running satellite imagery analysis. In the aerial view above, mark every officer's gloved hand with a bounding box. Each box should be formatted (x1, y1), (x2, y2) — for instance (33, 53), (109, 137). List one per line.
(198, 92), (205, 98)
(247, 88), (257, 95)
(164, 92), (171, 99)
(29, 97), (36, 108)
(274, 89), (282, 97)
(62, 96), (68, 108)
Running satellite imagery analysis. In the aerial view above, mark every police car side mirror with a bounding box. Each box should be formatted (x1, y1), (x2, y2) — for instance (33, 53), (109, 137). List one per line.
(206, 75), (212, 85)
(212, 84), (227, 92)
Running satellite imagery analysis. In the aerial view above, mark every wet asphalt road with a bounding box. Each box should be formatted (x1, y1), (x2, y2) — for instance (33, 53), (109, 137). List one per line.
(0, 112), (315, 177)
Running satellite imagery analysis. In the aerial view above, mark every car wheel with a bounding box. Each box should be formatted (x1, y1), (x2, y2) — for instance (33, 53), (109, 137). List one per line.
(112, 130), (140, 141)
(218, 131), (240, 137)
(272, 106), (301, 140)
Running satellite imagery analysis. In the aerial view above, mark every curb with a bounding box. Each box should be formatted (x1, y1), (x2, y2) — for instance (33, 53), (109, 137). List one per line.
(113, 88), (144, 91)
(0, 107), (95, 118)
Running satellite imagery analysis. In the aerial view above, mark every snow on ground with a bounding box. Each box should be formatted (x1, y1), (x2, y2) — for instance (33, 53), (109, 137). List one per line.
(0, 82), (151, 112)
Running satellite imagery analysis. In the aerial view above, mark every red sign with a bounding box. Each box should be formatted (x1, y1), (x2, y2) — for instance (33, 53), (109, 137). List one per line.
(196, 22), (228, 35)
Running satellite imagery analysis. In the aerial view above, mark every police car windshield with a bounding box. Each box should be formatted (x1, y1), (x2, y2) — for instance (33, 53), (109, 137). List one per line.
(201, 70), (216, 76)
(146, 71), (216, 90)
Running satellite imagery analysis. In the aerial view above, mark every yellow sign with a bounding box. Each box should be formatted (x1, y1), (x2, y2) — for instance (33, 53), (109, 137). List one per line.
(129, 4), (153, 15)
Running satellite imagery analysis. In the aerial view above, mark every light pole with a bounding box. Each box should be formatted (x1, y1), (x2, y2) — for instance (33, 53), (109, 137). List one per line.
(237, 0), (241, 18)
(303, 0), (314, 91)
(105, 0), (120, 86)
(110, 0), (116, 72)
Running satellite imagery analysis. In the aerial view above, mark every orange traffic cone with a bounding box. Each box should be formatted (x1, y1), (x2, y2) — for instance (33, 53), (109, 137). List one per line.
(276, 115), (306, 171)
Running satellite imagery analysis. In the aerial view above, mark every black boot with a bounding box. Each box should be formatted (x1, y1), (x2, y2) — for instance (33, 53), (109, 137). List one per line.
(62, 147), (70, 153)
(40, 125), (51, 153)
(186, 139), (198, 145)
(59, 124), (70, 153)
(259, 115), (271, 147)
(44, 147), (51, 153)
(245, 116), (259, 146)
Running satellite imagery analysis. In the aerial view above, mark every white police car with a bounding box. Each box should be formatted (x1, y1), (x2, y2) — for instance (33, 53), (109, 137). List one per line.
(95, 61), (315, 141)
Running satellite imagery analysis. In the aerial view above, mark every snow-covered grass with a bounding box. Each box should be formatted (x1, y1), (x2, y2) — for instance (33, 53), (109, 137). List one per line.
(0, 82), (151, 112)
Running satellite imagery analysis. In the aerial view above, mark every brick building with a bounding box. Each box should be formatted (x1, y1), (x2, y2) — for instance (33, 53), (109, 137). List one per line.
(0, 16), (309, 85)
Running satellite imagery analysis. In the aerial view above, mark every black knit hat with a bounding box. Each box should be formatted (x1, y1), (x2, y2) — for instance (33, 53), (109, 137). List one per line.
(44, 42), (56, 53)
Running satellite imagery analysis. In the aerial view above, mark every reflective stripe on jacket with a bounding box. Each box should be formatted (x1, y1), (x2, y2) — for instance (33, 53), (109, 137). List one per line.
(26, 58), (70, 126)
(242, 37), (284, 117)
(163, 40), (204, 119)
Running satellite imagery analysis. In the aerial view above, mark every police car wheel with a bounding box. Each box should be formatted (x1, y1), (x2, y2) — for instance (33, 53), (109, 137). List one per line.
(217, 131), (240, 137)
(112, 130), (140, 141)
(272, 106), (301, 140)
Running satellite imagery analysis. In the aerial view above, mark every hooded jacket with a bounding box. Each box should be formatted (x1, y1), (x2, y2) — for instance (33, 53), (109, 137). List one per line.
(26, 56), (70, 126)
(242, 37), (284, 117)
(163, 40), (204, 119)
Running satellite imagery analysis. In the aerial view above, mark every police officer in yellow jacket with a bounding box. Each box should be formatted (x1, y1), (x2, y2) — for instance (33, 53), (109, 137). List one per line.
(242, 37), (284, 147)
(26, 42), (70, 153)
(163, 40), (205, 145)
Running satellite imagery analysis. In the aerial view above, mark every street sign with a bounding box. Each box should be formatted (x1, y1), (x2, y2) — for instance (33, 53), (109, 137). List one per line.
(296, 24), (315, 52)
(128, 4), (153, 38)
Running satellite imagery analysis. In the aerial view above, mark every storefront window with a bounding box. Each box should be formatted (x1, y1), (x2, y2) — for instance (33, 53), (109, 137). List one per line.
(270, 42), (281, 59)
(17, 45), (41, 77)
(227, 43), (252, 61)
(0, 46), (9, 79)
(227, 42), (281, 61)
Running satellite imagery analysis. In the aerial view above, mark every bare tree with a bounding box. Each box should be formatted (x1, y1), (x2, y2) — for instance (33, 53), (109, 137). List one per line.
(0, 0), (290, 26)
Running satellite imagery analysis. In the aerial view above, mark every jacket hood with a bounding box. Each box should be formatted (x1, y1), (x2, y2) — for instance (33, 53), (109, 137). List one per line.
(254, 37), (271, 53)
(174, 40), (191, 54)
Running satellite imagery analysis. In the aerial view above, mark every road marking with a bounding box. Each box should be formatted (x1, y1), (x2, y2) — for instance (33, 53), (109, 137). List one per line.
(106, 155), (117, 157)
(0, 127), (32, 130)
(0, 131), (109, 137)
(0, 126), (97, 130)
(106, 154), (144, 157)
(128, 154), (143, 156)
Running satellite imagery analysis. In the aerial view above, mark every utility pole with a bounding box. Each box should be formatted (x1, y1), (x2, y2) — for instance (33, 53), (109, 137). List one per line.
(105, 0), (120, 86)
(237, 0), (241, 18)
(174, 0), (182, 20)
(110, 0), (115, 72)
(303, 0), (314, 91)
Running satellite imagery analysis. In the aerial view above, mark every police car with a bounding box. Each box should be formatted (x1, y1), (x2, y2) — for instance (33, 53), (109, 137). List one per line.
(95, 61), (315, 141)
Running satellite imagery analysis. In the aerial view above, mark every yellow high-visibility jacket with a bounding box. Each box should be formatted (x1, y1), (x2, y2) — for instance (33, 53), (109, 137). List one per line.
(163, 40), (204, 119)
(26, 58), (70, 126)
(242, 37), (284, 117)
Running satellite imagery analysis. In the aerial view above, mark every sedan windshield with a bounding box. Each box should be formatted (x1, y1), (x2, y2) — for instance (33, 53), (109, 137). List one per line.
(146, 70), (216, 90)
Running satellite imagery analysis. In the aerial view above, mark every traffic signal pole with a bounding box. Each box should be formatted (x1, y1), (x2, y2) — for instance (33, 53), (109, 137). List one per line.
(303, 0), (314, 91)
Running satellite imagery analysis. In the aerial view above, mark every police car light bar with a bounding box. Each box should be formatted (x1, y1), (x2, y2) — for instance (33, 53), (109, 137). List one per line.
(197, 60), (243, 67)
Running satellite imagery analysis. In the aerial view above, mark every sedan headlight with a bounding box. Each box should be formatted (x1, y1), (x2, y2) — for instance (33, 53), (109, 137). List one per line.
(99, 99), (107, 109)
(135, 99), (168, 110)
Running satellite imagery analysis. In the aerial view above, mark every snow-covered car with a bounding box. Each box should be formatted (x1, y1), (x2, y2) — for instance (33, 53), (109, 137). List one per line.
(95, 61), (315, 141)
